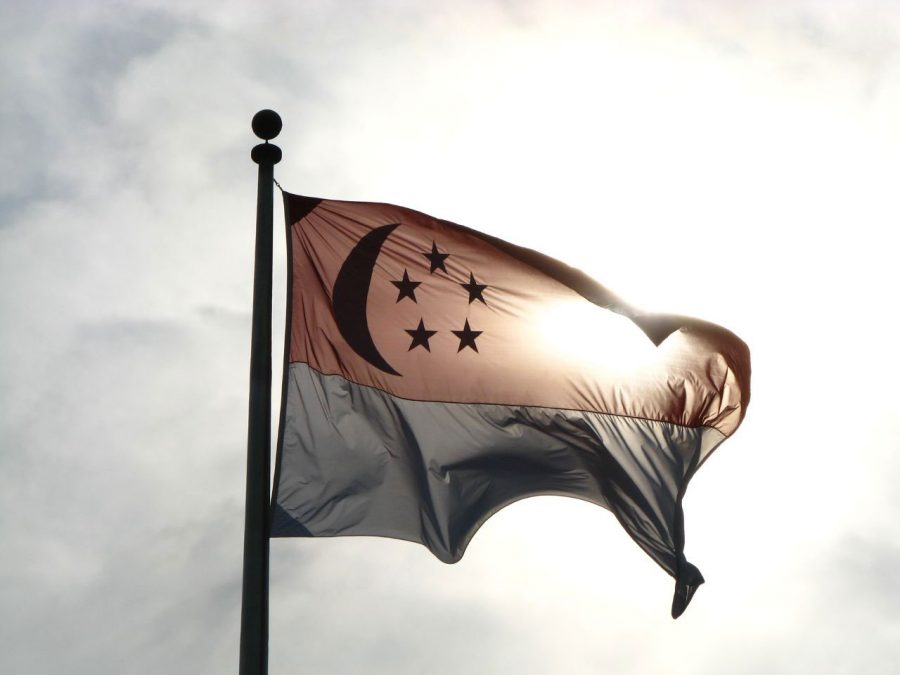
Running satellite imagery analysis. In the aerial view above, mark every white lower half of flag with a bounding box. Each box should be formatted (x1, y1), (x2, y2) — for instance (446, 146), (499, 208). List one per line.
(272, 362), (721, 616)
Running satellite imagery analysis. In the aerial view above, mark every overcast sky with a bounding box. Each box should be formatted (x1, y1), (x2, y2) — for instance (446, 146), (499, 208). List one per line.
(2, 1), (899, 673)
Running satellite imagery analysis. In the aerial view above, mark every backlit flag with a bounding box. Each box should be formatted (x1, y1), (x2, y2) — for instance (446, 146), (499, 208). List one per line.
(270, 193), (751, 617)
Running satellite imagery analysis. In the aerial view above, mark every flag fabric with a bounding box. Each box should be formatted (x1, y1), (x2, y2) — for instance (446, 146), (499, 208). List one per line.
(270, 192), (751, 617)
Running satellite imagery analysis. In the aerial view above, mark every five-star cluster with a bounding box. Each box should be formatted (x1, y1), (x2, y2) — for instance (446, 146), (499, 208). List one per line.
(392, 240), (488, 353)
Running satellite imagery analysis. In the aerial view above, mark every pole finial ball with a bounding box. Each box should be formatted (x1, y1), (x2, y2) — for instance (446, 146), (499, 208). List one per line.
(252, 109), (282, 140)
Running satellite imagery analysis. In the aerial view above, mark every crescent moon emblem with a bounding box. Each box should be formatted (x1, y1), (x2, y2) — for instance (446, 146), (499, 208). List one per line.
(332, 224), (402, 376)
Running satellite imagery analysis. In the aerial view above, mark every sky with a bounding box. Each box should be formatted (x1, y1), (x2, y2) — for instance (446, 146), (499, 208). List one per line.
(2, 0), (899, 673)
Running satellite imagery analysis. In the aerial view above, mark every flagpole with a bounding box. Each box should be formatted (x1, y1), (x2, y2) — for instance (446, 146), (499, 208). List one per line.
(240, 109), (282, 675)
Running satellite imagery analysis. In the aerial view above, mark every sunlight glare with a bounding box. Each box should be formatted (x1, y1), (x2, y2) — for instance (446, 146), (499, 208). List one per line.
(535, 299), (658, 375)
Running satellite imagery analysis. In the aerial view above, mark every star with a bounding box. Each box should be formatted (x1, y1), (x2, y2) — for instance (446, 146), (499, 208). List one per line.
(405, 319), (438, 351)
(391, 269), (421, 303)
(423, 241), (450, 274)
(459, 272), (488, 304)
(452, 319), (482, 353)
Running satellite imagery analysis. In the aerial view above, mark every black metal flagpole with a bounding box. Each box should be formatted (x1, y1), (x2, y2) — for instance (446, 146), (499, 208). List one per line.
(240, 109), (282, 675)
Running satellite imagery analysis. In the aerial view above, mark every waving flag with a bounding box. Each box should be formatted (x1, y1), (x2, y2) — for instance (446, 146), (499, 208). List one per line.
(270, 193), (750, 617)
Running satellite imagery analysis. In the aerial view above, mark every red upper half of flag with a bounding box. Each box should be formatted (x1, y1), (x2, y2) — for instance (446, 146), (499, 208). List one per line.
(284, 193), (750, 440)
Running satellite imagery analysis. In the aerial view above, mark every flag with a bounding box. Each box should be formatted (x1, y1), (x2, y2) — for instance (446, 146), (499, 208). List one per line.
(270, 193), (751, 617)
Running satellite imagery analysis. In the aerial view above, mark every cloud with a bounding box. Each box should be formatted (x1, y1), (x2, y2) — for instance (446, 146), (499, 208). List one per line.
(0, 310), (249, 673)
(0, 4), (192, 212)
(2, 1), (900, 673)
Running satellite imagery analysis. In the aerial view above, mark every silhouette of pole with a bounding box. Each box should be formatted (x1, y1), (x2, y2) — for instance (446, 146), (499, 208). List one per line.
(241, 109), (282, 675)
